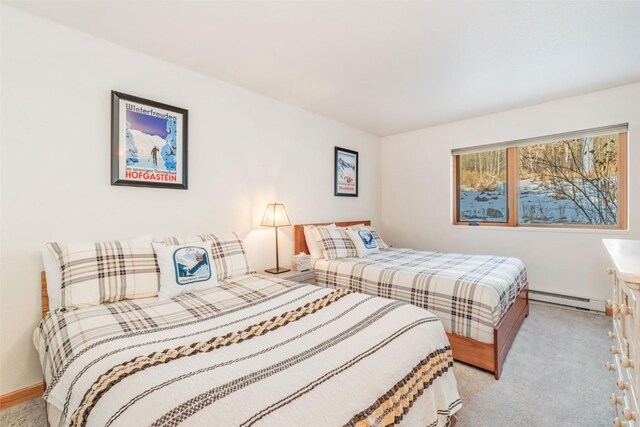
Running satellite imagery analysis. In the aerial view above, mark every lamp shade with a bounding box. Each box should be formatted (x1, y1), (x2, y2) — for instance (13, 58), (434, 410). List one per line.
(261, 203), (291, 227)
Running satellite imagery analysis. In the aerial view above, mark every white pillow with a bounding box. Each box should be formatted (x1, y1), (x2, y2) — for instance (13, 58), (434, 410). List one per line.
(41, 235), (153, 312)
(345, 229), (379, 257)
(154, 232), (254, 280)
(153, 242), (219, 299)
(347, 225), (389, 249)
(303, 224), (336, 259)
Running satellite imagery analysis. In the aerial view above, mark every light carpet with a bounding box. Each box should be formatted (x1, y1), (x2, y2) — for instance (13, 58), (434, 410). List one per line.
(0, 302), (612, 426)
(454, 301), (612, 426)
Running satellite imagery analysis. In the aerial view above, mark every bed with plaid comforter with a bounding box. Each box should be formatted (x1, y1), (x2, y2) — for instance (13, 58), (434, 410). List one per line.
(313, 248), (528, 344)
(37, 274), (461, 427)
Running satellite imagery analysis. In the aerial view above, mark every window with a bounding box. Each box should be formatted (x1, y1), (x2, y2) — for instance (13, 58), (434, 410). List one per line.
(456, 149), (508, 223)
(453, 125), (628, 229)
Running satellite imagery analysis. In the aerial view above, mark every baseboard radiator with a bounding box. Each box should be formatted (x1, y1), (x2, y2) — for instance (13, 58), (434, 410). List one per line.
(528, 289), (605, 312)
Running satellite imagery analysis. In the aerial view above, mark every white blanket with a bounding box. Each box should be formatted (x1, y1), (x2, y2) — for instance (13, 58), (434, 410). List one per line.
(37, 274), (461, 427)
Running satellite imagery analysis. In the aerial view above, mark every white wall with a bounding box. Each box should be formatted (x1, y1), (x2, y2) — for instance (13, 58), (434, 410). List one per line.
(0, 6), (380, 394)
(381, 82), (639, 307)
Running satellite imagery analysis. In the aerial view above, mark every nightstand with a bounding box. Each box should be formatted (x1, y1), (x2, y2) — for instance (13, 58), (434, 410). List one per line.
(262, 269), (316, 284)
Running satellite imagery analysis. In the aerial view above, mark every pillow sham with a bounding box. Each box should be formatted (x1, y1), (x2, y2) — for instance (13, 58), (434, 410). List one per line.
(347, 225), (389, 249)
(155, 232), (254, 280)
(303, 224), (336, 259)
(41, 235), (153, 311)
(44, 238), (159, 310)
(310, 226), (358, 260)
(152, 243), (219, 299)
(345, 228), (379, 258)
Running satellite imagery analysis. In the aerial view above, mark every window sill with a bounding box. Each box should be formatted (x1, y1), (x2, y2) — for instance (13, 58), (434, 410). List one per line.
(450, 224), (630, 235)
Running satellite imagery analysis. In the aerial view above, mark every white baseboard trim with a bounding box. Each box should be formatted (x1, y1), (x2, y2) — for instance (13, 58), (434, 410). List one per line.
(528, 289), (605, 312)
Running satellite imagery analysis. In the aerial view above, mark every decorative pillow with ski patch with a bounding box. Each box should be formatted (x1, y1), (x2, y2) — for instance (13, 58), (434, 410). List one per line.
(346, 225), (389, 249)
(154, 232), (254, 280)
(345, 228), (379, 258)
(153, 243), (219, 299)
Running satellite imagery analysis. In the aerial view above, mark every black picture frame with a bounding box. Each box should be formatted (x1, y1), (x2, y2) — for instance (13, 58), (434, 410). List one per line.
(111, 91), (188, 189)
(334, 146), (358, 197)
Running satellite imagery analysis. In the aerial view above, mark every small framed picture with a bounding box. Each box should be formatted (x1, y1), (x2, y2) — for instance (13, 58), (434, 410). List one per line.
(334, 146), (358, 197)
(111, 91), (188, 189)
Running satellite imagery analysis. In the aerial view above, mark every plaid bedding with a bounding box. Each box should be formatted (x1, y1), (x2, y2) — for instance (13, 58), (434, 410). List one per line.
(310, 226), (358, 260)
(45, 240), (160, 309)
(37, 274), (460, 427)
(313, 248), (528, 344)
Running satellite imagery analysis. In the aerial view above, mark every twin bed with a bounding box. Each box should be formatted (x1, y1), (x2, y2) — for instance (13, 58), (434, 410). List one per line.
(294, 221), (529, 380)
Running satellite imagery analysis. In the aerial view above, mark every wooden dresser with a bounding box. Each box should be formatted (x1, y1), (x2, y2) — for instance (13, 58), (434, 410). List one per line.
(604, 239), (639, 427)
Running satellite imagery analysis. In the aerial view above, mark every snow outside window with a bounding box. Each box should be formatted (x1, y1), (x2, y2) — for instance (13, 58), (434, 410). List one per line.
(453, 125), (628, 229)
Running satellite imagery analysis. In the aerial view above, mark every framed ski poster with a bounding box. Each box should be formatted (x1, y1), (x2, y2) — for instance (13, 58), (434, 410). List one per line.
(111, 91), (188, 189)
(334, 146), (358, 197)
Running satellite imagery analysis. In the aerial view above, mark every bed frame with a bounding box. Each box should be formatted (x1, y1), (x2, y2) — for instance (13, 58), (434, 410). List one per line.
(41, 272), (50, 318)
(293, 221), (529, 380)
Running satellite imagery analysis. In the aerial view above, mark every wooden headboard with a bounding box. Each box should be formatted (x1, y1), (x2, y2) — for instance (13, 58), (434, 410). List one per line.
(293, 220), (371, 255)
(41, 271), (49, 318)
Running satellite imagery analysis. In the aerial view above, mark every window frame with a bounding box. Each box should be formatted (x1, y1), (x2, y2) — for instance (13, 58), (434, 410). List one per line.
(452, 131), (628, 230)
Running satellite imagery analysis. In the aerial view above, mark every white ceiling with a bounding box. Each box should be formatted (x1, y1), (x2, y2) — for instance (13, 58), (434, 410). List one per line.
(6, 1), (640, 136)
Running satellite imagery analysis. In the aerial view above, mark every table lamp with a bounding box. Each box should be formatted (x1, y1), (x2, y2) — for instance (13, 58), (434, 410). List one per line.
(261, 202), (291, 274)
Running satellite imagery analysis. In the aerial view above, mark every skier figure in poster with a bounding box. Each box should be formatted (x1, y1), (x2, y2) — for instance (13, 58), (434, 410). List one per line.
(150, 146), (160, 169)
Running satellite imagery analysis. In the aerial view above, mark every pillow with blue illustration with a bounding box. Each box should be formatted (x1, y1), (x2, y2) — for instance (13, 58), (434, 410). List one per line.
(152, 242), (219, 299)
(345, 228), (379, 258)
(346, 225), (389, 249)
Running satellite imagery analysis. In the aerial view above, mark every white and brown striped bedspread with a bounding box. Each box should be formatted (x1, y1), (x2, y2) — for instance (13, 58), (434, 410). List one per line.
(37, 274), (461, 427)
(313, 248), (528, 344)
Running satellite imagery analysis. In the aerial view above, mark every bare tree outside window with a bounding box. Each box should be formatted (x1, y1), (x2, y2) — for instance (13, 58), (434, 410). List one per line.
(519, 134), (619, 225)
(454, 129), (626, 229)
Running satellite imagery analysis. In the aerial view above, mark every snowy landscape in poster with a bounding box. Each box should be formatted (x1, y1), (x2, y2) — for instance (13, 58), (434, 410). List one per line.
(336, 150), (357, 195)
(119, 100), (182, 184)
